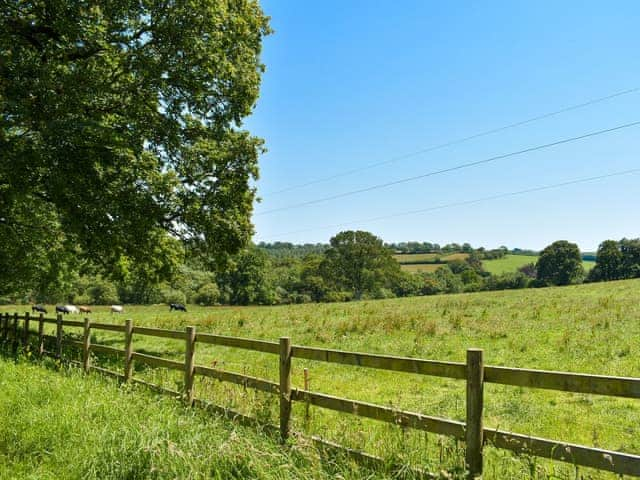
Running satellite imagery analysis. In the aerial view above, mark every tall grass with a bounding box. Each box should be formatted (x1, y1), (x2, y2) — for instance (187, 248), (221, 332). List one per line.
(2, 278), (640, 478)
(0, 357), (426, 480)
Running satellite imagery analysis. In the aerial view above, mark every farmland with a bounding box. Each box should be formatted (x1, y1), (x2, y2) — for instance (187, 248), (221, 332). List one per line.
(482, 254), (539, 274)
(395, 252), (596, 275)
(394, 252), (470, 273)
(483, 254), (596, 275)
(2, 278), (640, 478)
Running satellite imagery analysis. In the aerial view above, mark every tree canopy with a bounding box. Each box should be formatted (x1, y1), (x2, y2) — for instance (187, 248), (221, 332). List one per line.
(321, 230), (400, 299)
(536, 240), (584, 286)
(0, 1), (271, 293)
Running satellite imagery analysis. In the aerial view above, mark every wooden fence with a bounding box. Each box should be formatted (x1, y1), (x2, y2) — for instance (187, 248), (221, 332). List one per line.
(1, 311), (640, 478)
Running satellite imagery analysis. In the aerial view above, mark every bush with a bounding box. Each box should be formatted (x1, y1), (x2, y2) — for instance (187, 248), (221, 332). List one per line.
(72, 294), (92, 305)
(485, 272), (530, 291)
(323, 290), (353, 303)
(89, 279), (119, 305)
(160, 287), (187, 305)
(194, 283), (220, 306)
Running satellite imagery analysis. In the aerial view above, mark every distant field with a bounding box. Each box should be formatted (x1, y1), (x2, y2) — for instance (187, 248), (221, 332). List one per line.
(393, 252), (469, 265)
(400, 263), (445, 273)
(392, 252), (439, 263)
(483, 254), (539, 274)
(2, 278), (639, 478)
(483, 254), (596, 275)
(440, 252), (470, 261)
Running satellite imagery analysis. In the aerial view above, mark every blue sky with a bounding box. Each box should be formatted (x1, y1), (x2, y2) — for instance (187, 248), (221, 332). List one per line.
(246, 1), (639, 251)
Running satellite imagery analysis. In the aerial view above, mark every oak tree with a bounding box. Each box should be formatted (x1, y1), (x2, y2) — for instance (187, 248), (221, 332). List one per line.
(0, 1), (270, 293)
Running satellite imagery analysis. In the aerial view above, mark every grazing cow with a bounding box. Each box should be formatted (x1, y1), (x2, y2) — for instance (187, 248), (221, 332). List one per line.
(32, 305), (47, 314)
(56, 305), (71, 315)
(79, 306), (92, 314)
(65, 305), (79, 314)
(169, 303), (187, 312)
(111, 305), (124, 314)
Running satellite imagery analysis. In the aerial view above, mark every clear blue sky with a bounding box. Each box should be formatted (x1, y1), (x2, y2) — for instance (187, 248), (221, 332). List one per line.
(246, 1), (639, 251)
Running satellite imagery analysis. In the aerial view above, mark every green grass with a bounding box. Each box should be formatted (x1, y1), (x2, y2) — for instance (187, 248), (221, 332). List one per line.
(483, 254), (596, 275)
(482, 255), (540, 274)
(3, 279), (640, 478)
(0, 358), (403, 480)
(399, 263), (445, 273)
(393, 253), (470, 265)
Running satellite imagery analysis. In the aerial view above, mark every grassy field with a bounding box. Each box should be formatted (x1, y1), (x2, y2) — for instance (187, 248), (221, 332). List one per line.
(482, 254), (539, 274)
(2, 278), (640, 478)
(399, 263), (445, 273)
(394, 252), (470, 273)
(483, 254), (596, 275)
(392, 253), (439, 263)
(393, 253), (469, 265)
(0, 358), (388, 480)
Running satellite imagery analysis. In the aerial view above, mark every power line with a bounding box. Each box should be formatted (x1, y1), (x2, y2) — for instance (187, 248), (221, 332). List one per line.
(260, 168), (640, 240)
(255, 120), (640, 216)
(263, 86), (640, 197)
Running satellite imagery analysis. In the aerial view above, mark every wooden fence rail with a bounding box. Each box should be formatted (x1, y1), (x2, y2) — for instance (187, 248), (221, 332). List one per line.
(2, 311), (640, 478)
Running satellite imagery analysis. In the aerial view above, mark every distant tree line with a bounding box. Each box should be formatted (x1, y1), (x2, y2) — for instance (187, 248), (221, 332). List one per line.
(2, 233), (639, 306)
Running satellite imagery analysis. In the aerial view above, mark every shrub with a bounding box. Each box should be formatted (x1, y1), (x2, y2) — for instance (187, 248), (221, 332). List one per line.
(194, 283), (220, 306)
(160, 287), (187, 305)
(89, 279), (119, 305)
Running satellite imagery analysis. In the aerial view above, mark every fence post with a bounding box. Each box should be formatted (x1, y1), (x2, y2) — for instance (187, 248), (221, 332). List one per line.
(1, 312), (7, 344)
(23, 311), (30, 347)
(303, 367), (310, 422)
(124, 319), (133, 382)
(82, 317), (91, 373)
(184, 326), (196, 405)
(56, 313), (63, 359)
(279, 336), (292, 443)
(466, 348), (484, 479)
(12, 312), (18, 353)
(38, 313), (44, 355)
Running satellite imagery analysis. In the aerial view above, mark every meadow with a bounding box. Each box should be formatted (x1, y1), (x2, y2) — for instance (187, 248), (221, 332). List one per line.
(482, 254), (596, 275)
(2, 278), (640, 478)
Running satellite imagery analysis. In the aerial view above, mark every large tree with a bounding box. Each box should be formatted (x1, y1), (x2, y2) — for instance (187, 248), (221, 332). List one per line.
(536, 240), (584, 286)
(321, 230), (400, 299)
(589, 240), (623, 281)
(0, 1), (270, 293)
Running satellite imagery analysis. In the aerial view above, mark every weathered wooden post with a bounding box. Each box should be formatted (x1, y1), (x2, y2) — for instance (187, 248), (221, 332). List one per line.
(123, 319), (133, 382)
(55, 313), (63, 359)
(37, 313), (44, 356)
(279, 336), (292, 443)
(466, 348), (484, 479)
(303, 367), (310, 422)
(12, 312), (18, 353)
(82, 317), (91, 373)
(184, 326), (196, 405)
(1, 312), (7, 343)
(23, 311), (30, 347)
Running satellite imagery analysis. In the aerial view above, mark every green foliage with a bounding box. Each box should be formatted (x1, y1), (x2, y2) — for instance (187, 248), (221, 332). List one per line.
(421, 267), (464, 295)
(194, 282), (220, 306)
(217, 247), (276, 305)
(0, 1), (271, 293)
(589, 238), (640, 282)
(321, 231), (401, 299)
(484, 272), (530, 291)
(88, 278), (119, 305)
(536, 240), (585, 286)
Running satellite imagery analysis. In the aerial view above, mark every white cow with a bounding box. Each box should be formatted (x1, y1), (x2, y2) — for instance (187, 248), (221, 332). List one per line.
(111, 305), (124, 314)
(64, 305), (79, 314)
